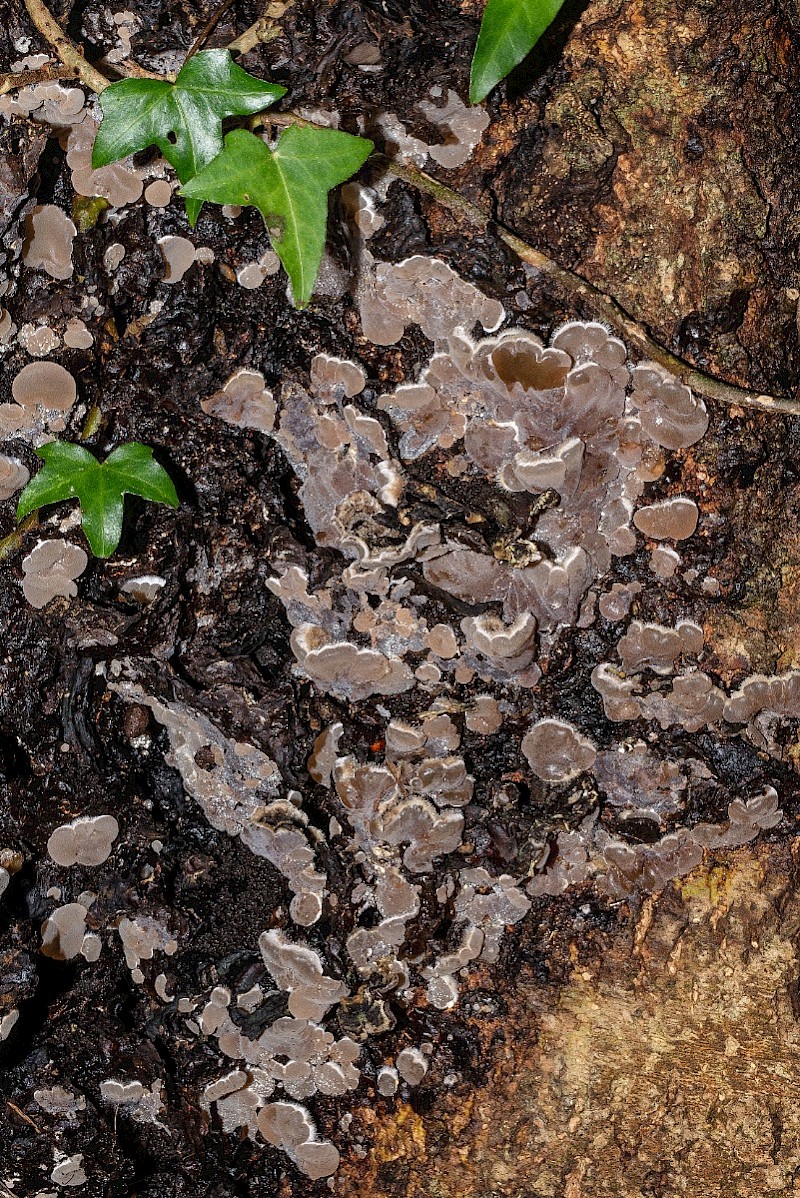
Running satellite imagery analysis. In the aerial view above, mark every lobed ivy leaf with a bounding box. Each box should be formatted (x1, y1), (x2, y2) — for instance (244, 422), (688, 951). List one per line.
(180, 125), (373, 307)
(91, 49), (286, 225)
(17, 441), (179, 558)
(469, 0), (567, 104)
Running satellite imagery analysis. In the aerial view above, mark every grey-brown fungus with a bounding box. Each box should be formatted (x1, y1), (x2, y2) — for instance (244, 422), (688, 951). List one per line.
(47, 815), (119, 867)
(158, 236), (197, 283)
(631, 362), (710, 448)
(0, 455), (29, 500)
(598, 581), (642, 621)
(51, 1152), (87, 1187)
(396, 1046), (429, 1086)
(591, 663), (643, 722)
(522, 718), (597, 782)
(23, 204), (76, 280)
(290, 627), (414, 700)
(22, 540), (88, 609)
(259, 929), (349, 1021)
(633, 496), (699, 540)
(63, 318), (93, 349)
(617, 619), (704, 675)
(201, 369), (276, 434)
(416, 88), (490, 169)
(258, 1101), (340, 1180)
(649, 544), (681, 577)
(309, 353), (366, 400)
(12, 361), (76, 411)
(33, 1086), (86, 1121)
(67, 117), (144, 205)
(40, 903), (89, 961)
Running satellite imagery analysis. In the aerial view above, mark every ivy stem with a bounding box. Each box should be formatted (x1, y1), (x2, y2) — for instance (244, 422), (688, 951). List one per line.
(184, 0), (237, 62)
(0, 63), (79, 95)
(0, 513), (38, 564)
(23, 0), (111, 93)
(19, 0), (800, 418)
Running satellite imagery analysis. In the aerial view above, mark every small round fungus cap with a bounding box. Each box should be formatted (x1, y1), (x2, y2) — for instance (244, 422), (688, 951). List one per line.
(522, 718), (597, 782)
(23, 204), (76, 280)
(258, 1101), (340, 1180)
(12, 361), (77, 411)
(0, 455), (29, 500)
(47, 814), (119, 867)
(633, 496), (699, 541)
(158, 235), (197, 283)
(22, 539), (88, 609)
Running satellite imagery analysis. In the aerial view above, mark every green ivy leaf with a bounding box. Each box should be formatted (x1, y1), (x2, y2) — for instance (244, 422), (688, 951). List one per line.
(470, 0), (567, 104)
(181, 125), (373, 307)
(91, 49), (286, 225)
(17, 441), (179, 558)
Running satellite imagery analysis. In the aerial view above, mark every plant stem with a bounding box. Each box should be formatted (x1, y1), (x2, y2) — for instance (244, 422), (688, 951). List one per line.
(0, 63), (78, 95)
(185, 0), (236, 61)
(0, 513), (38, 563)
(23, 0), (110, 93)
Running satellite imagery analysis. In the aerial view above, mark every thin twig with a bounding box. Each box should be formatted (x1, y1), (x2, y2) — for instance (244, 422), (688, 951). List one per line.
(0, 63), (78, 95)
(185, 0), (236, 61)
(23, 0), (110, 93)
(19, 0), (800, 418)
(0, 513), (39, 563)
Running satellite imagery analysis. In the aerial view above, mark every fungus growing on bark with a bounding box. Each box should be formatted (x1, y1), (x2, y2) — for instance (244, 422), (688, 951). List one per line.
(258, 1101), (340, 1180)
(417, 88), (490, 168)
(631, 362), (709, 448)
(465, 694), (503, 734)
(307, 722), (344, 787)
(259, 929), (348, 1021)
(67, 116), (144, 205)
(527, 828), (592, 896)
(22, 540), (88, 609)
(365, 255), (505, 347)
(12, 361), (76, 411)
(649, 544), (681, 577)
(598, 581), (641, 621)
(23, 204), (76, 280)
(633, 496), (699, 540)
(50, 1153), (87, 1187)
(63, 318), (93, 349)
(377, 1066), (399, 1096)
(593, 743), (686, 819)
(591, 663), (643, 722)
(33, 1086), (86, 1121)
(617, 619), (704, 675)
(396, 1047), (429, 1086)
(290, 626), (414, 700)
(99, 1079), (165, 1126)
(19, 322), (61, 356)
(118, 915), (177, 978)
(201, 369), (276, 433)
(144, 179), (172, 207)
(112, 684), (327, 924)
(310, 353), (366, 400)
(47, 815), (119, 867)
(158, 235), (197, 283)
(643, 670), (726, 732)
(0, 455), (29, 500)
(40, 902), (90, 961)
(522, 718), (597, 782)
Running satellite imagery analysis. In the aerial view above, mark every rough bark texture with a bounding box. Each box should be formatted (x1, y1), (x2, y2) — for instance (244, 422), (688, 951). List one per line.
(1, 1), (800, 1196)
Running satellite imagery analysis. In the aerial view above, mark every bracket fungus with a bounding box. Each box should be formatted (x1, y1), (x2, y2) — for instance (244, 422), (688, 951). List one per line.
(22, 540), (88, 609)
(522, 718), (597, 783)
(23, 204), (76, 280)
(47, 815), (119, 867)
